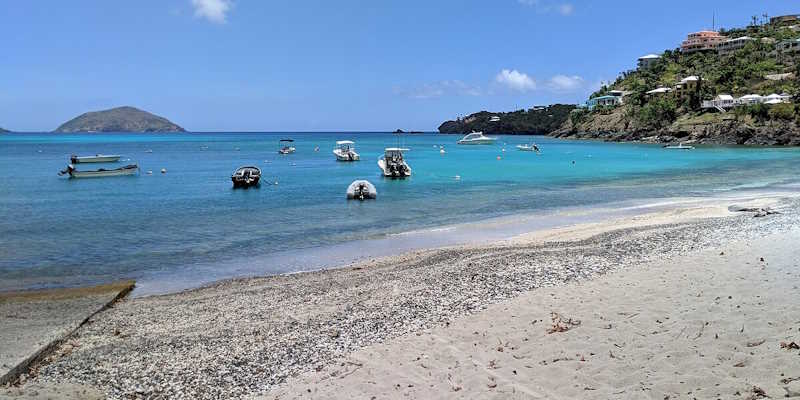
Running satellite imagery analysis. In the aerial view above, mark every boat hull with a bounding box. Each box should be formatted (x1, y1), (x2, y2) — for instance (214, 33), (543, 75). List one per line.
(457, 139), (496, 145)
(333, 149), (360, 161)
(67, 164), (138, 178)
(232, 176), (260, 188)
(71, 155), (121, 163)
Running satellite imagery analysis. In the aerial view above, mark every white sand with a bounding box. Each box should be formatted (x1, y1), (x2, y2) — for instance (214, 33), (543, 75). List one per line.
(269, 228), (800, 399)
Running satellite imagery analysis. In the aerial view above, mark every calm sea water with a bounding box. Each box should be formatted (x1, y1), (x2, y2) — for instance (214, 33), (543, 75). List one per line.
(2, 132), (799, 294)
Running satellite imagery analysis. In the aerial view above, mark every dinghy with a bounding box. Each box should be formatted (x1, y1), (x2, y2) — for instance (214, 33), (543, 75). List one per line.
(70, 154), (121, 163)
(346, 180), (377, 200)
(231, 166), (261, 188)
(59, 164), (138, 178)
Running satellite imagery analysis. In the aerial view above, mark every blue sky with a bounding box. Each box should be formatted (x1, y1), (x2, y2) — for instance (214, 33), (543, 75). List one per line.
(1, 0), (797, 131)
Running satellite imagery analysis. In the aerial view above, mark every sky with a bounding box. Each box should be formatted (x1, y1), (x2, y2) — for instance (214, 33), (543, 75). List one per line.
(1, 0), (797, 132)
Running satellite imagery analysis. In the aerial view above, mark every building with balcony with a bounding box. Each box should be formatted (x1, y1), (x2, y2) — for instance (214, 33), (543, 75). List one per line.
(717, 36), (754, 56)
(681, 30), (726, 53)
(770, 14), (799, 26)
(637, 54), (661, 69)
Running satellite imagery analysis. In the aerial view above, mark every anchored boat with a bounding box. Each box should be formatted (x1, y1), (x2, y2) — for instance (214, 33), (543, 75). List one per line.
(278, 139), (296, 154)
(333, 140), (360, 161)
(457, 131), (497, 145)
(59, 164), (138, 178)
(516, 143), (541, 153)
(346, 180), (377, 200)
(70, 154), (121, 163)
(231, 166), (261, 188)
(663, 142), (695, 150)
(378, 148), (411, 178)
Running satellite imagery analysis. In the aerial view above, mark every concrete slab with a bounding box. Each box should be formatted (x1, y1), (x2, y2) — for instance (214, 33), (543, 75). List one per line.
(0, 281), (134, 385)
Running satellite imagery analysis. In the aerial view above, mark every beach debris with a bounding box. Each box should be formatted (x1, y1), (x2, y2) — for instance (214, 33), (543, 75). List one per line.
(728, 205), (781, 217)
(746, 386), (768, 399)
(487, 377), (497, 388)
(733, 360), (747, 367)
(547, 312), (580, 334)
(780, 341), (799, 350)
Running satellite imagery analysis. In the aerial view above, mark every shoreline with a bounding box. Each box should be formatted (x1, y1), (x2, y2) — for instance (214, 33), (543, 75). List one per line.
(131, 185), (799, 298)
(11, 191), (799, 399)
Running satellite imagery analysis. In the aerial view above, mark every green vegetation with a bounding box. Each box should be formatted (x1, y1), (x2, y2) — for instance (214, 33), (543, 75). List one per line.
(438, 104), (575, 134)
(589, 21), (799, 130)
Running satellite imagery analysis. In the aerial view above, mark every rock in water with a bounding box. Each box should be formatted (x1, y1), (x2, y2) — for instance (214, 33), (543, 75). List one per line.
(53, 106), (185, 133)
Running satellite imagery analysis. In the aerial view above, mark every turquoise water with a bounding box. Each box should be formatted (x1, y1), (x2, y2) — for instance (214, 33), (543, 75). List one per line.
(2, 132), (799, 293)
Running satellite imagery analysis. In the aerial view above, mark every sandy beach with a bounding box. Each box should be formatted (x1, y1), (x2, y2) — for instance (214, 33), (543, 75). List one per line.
(4, 194), (800, 399)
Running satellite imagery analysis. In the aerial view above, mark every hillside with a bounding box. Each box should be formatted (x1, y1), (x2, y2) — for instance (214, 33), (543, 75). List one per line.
(54, 106), (185, 133)
(0, 127), (8, 133)
(557, 21), (800, 145)
(438, 104), (575, 134)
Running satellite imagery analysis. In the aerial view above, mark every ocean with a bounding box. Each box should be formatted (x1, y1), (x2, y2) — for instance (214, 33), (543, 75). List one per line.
(2, 132), (799, 295)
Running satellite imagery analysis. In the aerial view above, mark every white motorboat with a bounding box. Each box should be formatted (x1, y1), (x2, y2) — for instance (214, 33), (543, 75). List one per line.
(346, 180), (377, 200)
(457, 132), (497, 145)
(231, 166), (261, 188)
(59, 164), (138, 178)
(516, 143), (541, 153)
(663, 142), (695, 150)
(70, 154), (121, 163)
(378, 148), (411, 178)
(278, 139), (296, 154)
(333, 140), (360, 161)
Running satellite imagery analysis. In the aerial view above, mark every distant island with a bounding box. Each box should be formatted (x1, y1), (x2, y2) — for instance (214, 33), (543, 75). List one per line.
(53, 106), (185, 133)
(0, 127), (8, 133)
(440, 15), (800, 145)
(438, 104), (574, 135)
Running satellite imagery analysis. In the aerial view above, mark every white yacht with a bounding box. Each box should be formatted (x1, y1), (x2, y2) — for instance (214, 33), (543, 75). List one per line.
(333, 140), (360, 161)
(457, 132), (497, 145)
(378, 148), (411, 178)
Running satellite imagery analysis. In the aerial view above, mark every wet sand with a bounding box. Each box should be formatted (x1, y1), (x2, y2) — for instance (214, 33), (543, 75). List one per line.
(12, 195), (800, 399)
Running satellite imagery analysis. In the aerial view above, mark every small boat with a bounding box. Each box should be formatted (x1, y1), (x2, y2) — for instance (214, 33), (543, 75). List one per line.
(457, 132), (497, 145)
(378, 148), (411, 178)
(516, 143), (541, 153)
(333, 140), (360, 161)
(346, 180), (377, 200)
(278, 139), (296, 155)
(663, 142), (694, 150)
(59, 164), (138, 178)
(70, 154), (121, 163)
(231, 166), (261, 188)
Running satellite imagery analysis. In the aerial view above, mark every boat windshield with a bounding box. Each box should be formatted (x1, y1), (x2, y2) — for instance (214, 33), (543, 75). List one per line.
(463, 133), (483, 140)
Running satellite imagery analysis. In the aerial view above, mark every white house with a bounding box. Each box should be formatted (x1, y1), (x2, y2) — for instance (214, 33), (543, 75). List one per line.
(637, 54), (661, 69)
(738, 94), (764, 105)
(702, 94), (735, 109)
(717, 36), (754, 56)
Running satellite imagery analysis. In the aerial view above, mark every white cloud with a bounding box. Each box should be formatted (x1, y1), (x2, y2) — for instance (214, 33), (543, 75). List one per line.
(394, 80), (481, 99)
(547, 74), (585, 91)
(495, 69), (537, 92)
(518, 0), (574, 16)
(557, 4), (574, 15)
(191, 0), (232, 24)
